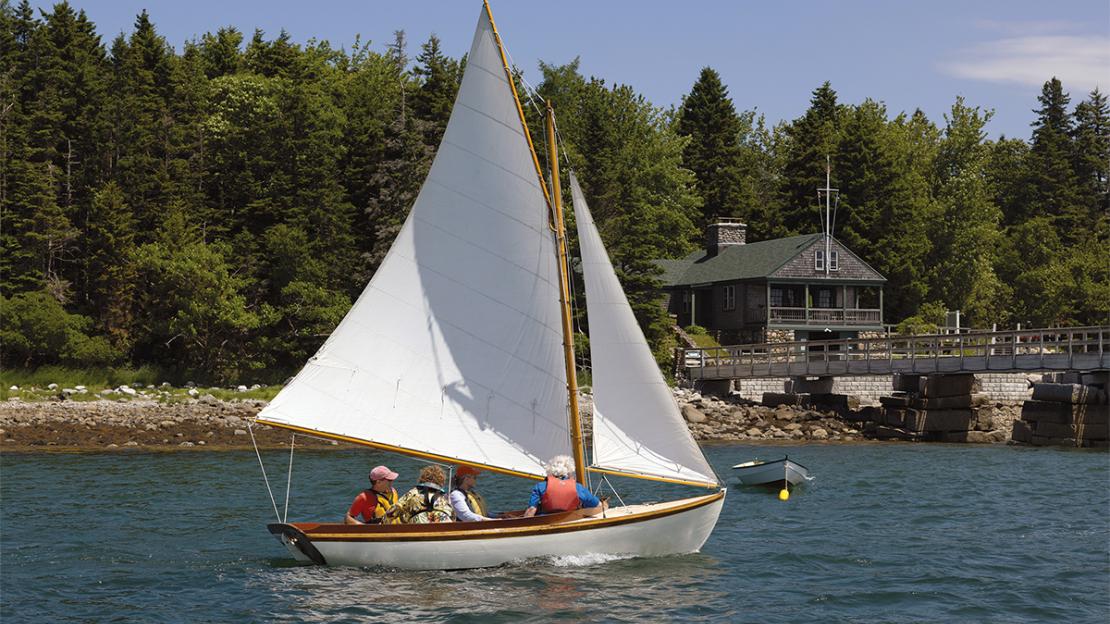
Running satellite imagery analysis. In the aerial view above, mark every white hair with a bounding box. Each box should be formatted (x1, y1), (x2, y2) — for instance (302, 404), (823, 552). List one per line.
(545, 455), (575, 478)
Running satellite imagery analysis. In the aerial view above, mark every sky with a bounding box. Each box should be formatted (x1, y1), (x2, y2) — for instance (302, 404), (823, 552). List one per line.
(31, 0), (1110, 140)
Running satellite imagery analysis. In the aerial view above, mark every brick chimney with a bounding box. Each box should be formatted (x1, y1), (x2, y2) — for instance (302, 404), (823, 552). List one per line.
(705, 218), (747, 256)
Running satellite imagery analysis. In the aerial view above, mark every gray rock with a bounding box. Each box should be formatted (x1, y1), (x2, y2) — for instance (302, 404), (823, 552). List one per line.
(118, 386), (137, 396)
(124, 441), (139, 446)
(8, 386), (18, 391)
(811, 428), (829, 440)
(179, 441), (195, 447)
(745, 427), (762, 436)
(236, 385), (248, 392)
(682, 405), (707, 423)
(250, 384), (262, 390)
(48, 383), (58, 390)
(233, 429), (248, 436)
(107, 443), (118, 448)
(199, 394), (220, 406)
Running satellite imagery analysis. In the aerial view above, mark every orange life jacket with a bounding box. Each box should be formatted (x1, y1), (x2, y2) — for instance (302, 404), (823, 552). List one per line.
(540, 475), (580, 513)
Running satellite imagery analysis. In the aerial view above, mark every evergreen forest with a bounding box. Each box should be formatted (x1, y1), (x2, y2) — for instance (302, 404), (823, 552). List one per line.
(2, 2), (1107, 383)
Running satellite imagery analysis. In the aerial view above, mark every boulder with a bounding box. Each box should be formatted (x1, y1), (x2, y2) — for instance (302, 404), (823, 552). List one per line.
(681, 405), (707, 424)
(810, 428), (829, 440)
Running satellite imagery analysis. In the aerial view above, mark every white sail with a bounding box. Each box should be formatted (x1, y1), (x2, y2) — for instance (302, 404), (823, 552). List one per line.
(257, 6), (571, 478)
(571, 173), (718, 486)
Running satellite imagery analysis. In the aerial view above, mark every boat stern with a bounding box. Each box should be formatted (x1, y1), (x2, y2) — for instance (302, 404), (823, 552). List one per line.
(268, 523), (327, 565)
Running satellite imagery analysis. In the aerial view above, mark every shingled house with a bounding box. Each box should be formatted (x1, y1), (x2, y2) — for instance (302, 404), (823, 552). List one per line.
(659, 219), (886, 344)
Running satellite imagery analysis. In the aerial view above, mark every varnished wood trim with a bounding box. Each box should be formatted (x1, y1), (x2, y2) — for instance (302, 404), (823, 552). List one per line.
(298, 491), (726, 542)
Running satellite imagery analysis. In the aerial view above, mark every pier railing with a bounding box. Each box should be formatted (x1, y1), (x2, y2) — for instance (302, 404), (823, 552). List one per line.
(684, 326), (1110, 380)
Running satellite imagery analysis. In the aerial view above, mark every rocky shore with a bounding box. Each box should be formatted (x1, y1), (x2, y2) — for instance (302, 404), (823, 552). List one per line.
(1, 386), (1023, 452)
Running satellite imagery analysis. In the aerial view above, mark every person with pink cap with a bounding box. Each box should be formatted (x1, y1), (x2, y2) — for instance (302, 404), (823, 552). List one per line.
(344, 465), (399, 525)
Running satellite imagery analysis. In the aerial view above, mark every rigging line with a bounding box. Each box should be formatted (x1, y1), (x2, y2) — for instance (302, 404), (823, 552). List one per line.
(283, 433), (296, 523)
(248, 421), (281, 523)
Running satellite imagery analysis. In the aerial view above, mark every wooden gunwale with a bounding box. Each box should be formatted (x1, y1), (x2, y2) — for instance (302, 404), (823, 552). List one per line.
(290, 491), (725, 542)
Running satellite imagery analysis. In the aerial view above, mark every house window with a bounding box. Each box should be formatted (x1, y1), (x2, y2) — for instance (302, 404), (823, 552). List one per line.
(816, 288), (833, 308)
(770, 287), (783, 307)
(723, 285), (736, 311)
(830, 250), (839, 271)
(815, 250), (825, 271)
(682, 291), (691, 313)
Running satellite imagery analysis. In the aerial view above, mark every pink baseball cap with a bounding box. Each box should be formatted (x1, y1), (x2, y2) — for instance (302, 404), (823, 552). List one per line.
(369, 465), (398, 481)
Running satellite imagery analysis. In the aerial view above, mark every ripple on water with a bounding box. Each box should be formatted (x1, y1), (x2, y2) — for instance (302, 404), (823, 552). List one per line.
(1, 445), (1107, 623)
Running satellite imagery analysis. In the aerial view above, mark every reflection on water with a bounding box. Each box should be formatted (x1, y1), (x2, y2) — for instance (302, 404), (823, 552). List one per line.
(257, 551), (730, 623)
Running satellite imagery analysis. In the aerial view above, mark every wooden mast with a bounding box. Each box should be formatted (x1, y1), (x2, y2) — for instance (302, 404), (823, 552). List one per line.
(546, 101), (587, 481)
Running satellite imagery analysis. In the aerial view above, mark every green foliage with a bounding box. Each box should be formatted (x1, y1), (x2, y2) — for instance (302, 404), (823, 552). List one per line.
(2, 8), (1105, 387)
(0, 290), (119, 366)
(683, 324), (708, 335)
(896, 301), (947, 335)
(676, 67), (750, 229)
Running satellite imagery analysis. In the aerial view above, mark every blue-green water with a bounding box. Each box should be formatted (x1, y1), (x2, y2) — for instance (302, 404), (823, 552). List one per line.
(2, 443), (1107, 623)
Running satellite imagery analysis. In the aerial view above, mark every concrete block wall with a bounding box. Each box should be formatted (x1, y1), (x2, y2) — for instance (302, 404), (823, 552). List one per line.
(735, 372), (1041, 405)
(978, 373), (1039, 403)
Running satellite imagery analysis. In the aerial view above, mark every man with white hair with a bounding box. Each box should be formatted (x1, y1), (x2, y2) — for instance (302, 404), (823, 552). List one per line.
(522, 455), (607, 517)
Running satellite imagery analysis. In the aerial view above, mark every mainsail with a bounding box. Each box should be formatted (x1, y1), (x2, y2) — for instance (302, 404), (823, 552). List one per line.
(256, 6), (572, 479)
(570, 173), (719, 487)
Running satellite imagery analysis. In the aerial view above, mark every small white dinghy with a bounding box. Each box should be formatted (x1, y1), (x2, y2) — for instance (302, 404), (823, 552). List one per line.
(731, 457), (811, 487)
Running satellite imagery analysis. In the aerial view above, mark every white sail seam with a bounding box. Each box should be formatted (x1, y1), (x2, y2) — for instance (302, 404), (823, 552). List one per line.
(437, 133), (542, 192)
(423, 174), (544, 237)
(289, 373), (564, 467)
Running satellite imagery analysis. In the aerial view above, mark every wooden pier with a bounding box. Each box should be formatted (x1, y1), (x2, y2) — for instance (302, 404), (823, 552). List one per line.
(684, 326), (1110, 380)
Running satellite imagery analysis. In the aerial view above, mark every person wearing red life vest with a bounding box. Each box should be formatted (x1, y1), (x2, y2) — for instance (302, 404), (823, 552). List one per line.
(344, 465), (400, 525)
(522, 455), (607, 517)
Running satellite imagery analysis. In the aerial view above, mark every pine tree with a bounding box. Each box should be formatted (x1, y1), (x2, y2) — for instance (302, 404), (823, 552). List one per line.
(780, 82), (842, 235)
(675, 67), (748, 230)
(84, 182), (136, 348)
(412, 34), (460, 146)
(112, 11), (174, 236)
(837, 100), (932, 321)
(199, 26), (242, 79)
(1027, 77), (1081, 240)
(1071, 88), (1109, 217)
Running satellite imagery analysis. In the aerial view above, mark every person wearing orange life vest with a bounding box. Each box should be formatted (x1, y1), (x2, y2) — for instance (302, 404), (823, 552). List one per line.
(345, 465), (400, 525)
(522, 455), (607, 517)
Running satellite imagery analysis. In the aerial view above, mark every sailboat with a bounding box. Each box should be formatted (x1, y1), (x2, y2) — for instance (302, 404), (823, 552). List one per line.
(254, 1), (725, 570)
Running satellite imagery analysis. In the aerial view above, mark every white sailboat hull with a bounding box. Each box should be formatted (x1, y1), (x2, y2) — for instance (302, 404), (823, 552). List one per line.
(732, 458), (810, 486)
(271, 491), (725, 570)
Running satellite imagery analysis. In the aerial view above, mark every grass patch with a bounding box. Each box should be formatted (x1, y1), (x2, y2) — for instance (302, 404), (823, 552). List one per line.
(0, 365), (169, 390)
(688, 333), (722, 349)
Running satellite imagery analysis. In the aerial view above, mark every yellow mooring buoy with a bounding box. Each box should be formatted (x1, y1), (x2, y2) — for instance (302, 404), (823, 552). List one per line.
(778, 487), (790, 501)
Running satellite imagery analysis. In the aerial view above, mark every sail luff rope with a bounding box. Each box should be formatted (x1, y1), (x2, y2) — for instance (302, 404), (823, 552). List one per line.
(247, 421), (281, 522)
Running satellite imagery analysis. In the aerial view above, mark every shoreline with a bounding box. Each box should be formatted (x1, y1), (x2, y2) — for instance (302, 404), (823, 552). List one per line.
(0, 386), (1022, 453)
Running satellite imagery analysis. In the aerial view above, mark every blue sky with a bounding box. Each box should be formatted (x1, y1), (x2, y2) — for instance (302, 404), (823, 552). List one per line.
(33, 0), (1110, 140)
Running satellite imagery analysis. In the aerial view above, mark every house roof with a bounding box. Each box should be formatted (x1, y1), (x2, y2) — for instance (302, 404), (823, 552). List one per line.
(659, 233), (885, 287)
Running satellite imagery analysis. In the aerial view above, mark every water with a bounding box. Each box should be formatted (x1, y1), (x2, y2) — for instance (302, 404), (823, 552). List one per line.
(3, 443), (1107, 623)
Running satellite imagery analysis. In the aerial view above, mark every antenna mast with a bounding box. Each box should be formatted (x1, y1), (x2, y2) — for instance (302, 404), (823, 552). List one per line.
(817, 156), (839, 277)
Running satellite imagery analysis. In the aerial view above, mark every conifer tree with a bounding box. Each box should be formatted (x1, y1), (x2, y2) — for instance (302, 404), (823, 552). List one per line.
(1071, 88), (1109, 216)
(1027, 78), (1081, 239)
(837, 100), (931, 321)
(84, 182), (135, 347)
(199, 26), (242, 79)
(676, 67), (748, 230)
(780, 82), (842, 235)
(412, 34), (460, 146)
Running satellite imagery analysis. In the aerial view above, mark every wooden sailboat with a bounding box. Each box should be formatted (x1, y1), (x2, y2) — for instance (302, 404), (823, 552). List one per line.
(256, 1), (725, 570)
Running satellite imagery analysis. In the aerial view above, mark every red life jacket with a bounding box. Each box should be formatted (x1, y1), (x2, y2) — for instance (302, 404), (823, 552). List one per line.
(540, 475), (580, 513)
